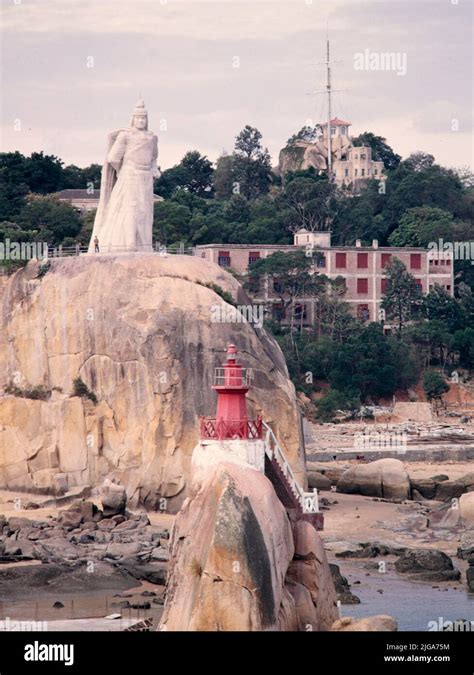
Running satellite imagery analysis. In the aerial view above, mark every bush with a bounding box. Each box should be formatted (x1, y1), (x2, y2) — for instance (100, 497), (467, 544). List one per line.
(72, 377), (97, 403)
(5, 382), (51, 400)
(423, 370), (449, 402)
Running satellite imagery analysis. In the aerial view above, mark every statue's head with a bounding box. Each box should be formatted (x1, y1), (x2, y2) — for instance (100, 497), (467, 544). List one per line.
(130, 99), (148, 131)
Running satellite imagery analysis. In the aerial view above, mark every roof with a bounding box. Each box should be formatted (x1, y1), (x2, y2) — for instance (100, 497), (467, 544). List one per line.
(56, 189), (99, 200)
(322, 117), (352, 127)
(55, 189), (164, 202)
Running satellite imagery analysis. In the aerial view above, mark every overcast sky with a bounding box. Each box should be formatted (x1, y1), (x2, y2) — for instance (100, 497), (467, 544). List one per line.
(1, 0), (472, 171)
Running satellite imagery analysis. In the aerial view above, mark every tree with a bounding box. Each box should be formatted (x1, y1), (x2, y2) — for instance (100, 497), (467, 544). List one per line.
(213, 154), (234, 199)
(352, 132), (401, 171)
(247, 249), (325, 332)
(388, 206), (455, 247)
(154, 151), (213, 198)
(16, 195), (82, 244)
(22, 152), (64, 194)
(423, 285), (464, 332)
(404, 152), (435, 173)
(233, 126), (272, 199)
(286, 125), (322, 146)
(423, 370), (449, 404)
(278, 176), (336, 232)
(381, 258), (422, 336)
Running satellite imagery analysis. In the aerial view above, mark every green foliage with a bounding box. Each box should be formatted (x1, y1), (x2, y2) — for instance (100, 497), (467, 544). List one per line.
(232, 125), (272, 200)
(352, 132), (401, 171)
(423, 370), (449, 401)
(154, 151), (214, 198)
(197, 281), (236, 306)
(381, 258), (422, 336)
(72, 377), (97, 404)
(388, 206), (456, 247)
(15, 195), (82, 245)
(5, 382), (51, 400)
(314, 388), (361, 422)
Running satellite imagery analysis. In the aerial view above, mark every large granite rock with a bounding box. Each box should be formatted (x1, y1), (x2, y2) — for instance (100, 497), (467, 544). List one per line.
(337, 459), (410, 500)
(160, 462), (338, 631)
(0, 255), (304, 510)
(395, 548), (461, 582)
(331, 615), (397, 631)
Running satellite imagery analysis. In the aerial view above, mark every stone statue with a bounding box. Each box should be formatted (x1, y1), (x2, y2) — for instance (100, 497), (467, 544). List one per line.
(88, 100), (158, 253)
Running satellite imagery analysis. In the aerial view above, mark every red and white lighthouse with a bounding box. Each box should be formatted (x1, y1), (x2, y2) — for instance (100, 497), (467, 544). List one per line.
(200, 344), (262, 441)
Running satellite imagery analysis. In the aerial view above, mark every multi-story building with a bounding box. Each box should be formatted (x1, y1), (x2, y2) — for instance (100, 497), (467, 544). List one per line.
(321, 118), (386, 190)
(196, 231), (454, 325)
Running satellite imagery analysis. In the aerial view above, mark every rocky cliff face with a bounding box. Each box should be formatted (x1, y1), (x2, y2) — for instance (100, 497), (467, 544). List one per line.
(0, 255), (305, 509)
(160, 461), (338, 631)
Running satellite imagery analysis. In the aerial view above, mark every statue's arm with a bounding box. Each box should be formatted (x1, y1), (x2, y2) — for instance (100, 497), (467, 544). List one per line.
(107, 131), (127, 173)
(151, 135), (159, 178)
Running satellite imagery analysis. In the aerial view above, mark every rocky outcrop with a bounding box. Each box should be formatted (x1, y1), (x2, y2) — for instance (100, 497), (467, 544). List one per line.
(160, 462), (338, 631)
(395, 549), (461, 582)
(337, 459), (410, 500)
(331, 615), (397, 631)
(0, 255), (304, 509)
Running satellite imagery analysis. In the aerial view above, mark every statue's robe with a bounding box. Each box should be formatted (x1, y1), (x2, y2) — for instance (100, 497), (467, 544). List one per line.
(89, 128), (158, 253)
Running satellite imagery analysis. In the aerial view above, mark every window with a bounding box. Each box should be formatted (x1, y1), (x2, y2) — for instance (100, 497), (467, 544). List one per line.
(273, 280), (284, 293)
(446, 285), (451, 292)
(357, 252), (369, 268)
(368, 169), (371, 175)
(248, 251), (260, 265)
(344, 168), (349, 177)
(331, 126), (336, 136)
(340, 127), (346, 135)
(446, 259), (451, 266)
(374, 169), (378, 175)
(361, 169), (365, 177)
(218, 251), (231, 267)
(294, 304), (307, 320)
(316, 254), (326, 268)
(381, 253), (392, 268)
(381, 278), (388, 293)
(410, 253), (422, 269)
(272, 303), (285, 322)
(335, 252), (347, 268)
(415, 279), (423, 290)
(354, 169), (358, 177)
(201, 252), (206, 258)
(360, 153), (366, 159)
(357, 278), (369, 294)
(357, 304), (370, 321)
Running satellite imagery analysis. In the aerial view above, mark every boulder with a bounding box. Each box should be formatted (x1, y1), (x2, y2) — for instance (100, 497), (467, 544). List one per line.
(395, 549), (460, 581)
(101, 480), (126, 517)
(410, 478), (436, 500)
(105, 542), (142, 560)
(58, 511), (83, 529)
(459, 492), (474, 526)
(0, 255), (304, 509)
(307, 472), (332, 491)
(7, 517), (33, 532)
(36, 537), (81, 561)
(467, 565), (474, 593)
(329, 564), (360, 604)
(457, 530), (474, 560)
(150, 546), (170, 562)
(160, 462), (338, 631)
(435, 474), (474, 502)
(337, 459), (410, 500)
(331, 615), (397, 631)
